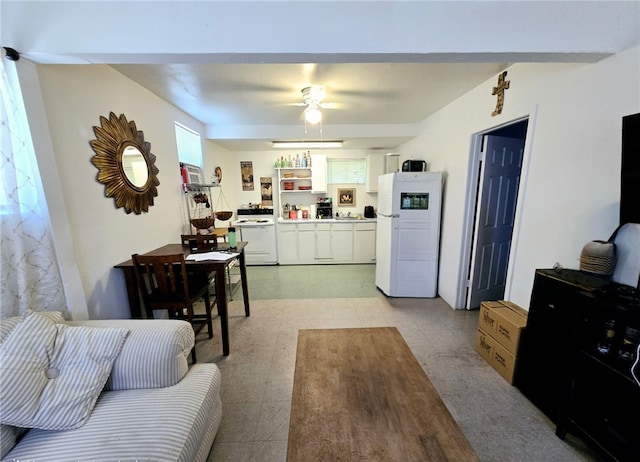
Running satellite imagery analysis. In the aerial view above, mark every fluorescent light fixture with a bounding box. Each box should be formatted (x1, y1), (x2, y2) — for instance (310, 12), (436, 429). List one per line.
(272, 141), (343, 149)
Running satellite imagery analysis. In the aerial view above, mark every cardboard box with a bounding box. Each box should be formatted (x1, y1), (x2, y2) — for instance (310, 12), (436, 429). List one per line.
(475, 328), (518, 384)
(478, 301), (528, 355)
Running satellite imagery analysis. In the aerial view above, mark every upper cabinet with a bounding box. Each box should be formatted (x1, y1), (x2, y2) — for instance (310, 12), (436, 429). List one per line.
(276, 154), (327, 218)
(311, 154), (327, 193)
(365, 153), (385, 193)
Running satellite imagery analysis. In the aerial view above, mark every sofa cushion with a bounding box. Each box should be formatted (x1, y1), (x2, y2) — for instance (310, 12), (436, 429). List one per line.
(4, 364), (222, 462)
(0, 311), (129, 430)
(67, 319), (194, 390)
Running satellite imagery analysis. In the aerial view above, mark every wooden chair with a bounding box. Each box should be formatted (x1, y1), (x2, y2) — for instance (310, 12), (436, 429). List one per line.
(180, 234), (219, 250)
(131, 253), (214, 363)
(181, 233), (238, 301)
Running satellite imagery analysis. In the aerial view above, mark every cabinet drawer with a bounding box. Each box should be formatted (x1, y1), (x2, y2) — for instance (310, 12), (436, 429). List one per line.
(355, 222), (376, 231)
(332, 223), (354, 231)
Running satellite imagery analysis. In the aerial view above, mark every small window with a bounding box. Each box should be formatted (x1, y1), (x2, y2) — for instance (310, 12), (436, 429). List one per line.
(174, 122), (202, 167)
(327, 159), (365, 184)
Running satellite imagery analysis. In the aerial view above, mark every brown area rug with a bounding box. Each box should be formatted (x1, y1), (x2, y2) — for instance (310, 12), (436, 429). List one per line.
(287, 327), (479, 462)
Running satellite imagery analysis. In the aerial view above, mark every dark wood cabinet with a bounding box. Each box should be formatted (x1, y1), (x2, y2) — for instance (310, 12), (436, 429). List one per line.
(556, 291), (640, 462)
(620, 112), (640, 225)
(516, 269), (640, 461)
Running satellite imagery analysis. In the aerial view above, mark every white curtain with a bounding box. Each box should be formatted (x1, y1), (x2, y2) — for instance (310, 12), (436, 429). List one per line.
(0, 54), (68, 319)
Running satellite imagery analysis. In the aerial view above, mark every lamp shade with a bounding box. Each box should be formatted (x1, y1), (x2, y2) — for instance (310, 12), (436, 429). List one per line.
(304, 107), (322, 125)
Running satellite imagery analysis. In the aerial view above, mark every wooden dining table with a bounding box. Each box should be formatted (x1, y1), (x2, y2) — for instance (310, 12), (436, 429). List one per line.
(114, 241), (250, 356)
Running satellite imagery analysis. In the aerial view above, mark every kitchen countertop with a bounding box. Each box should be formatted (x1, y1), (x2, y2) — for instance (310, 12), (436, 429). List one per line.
(277, 217), (377, 223)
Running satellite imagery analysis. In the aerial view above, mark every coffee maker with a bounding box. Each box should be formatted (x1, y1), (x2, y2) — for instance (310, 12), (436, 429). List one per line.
(316, 197), (333, 218)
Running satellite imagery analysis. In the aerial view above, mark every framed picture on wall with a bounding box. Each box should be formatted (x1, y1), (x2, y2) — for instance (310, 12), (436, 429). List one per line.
(338, 188), (356, 206)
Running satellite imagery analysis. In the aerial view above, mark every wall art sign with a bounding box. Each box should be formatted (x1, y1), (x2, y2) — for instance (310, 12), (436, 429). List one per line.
(241, 161), (254, 191)
(260, 177), (273, 206)
(338, 188), (356, 207)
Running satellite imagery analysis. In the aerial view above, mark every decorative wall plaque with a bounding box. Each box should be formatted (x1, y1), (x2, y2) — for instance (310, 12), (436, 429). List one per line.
(491, 71), (510, 117)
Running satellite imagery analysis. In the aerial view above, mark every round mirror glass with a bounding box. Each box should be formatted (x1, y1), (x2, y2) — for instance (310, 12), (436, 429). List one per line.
(121, 145), (149, 188)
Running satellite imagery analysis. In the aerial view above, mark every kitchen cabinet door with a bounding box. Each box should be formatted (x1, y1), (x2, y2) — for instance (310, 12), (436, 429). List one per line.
(297, 223), (316, 263)
(311, 154), (327, 193)
(277, 224), (298, 264)
(354, 223), (376, 262)
(331, 223), (354, 262)
(366, 153), (385, 193)
(315, 224), (332, 260)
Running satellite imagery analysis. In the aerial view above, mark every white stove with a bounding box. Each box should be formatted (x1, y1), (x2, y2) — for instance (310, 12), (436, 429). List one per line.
(235, 217), (275, 226)
(235, 209), (277, 265)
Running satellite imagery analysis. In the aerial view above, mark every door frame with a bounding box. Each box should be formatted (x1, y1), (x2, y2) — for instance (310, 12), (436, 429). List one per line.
(455, 105), (538, 309)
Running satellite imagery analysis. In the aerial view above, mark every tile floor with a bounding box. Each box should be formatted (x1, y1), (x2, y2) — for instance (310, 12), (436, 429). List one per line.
(196, 265), (602, 462)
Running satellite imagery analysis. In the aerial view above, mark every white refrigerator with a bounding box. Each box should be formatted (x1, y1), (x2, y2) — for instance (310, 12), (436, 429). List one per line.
(375, 172), (443, 297)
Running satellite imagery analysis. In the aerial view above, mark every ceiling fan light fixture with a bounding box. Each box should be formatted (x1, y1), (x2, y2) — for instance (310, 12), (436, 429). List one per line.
(304, 106), (322, 125)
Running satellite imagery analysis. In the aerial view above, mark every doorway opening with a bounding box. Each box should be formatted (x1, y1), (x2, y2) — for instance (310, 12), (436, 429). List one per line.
(458, 118), (529, 310)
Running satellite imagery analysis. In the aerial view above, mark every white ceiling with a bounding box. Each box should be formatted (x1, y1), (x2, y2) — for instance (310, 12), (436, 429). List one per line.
(4, 1), (639, 152)
(111, 62), (509, 151)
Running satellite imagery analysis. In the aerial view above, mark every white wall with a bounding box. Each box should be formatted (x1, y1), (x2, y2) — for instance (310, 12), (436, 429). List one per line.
(26, 64), (215, 319)
(396, 45), (640, 309)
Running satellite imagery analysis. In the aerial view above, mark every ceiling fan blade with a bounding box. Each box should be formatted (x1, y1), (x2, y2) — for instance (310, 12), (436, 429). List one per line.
(319, 102), (347, 110)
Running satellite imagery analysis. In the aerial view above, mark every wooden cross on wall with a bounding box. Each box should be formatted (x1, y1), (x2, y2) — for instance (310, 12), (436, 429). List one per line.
(491, 71), (510, 117)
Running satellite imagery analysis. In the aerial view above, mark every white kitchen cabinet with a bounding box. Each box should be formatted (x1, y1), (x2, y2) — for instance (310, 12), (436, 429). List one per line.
(276, 223), (298, 264)
(297, 223), (316, 263)
(331, 223), (354, 261)
(277, 220), (376, 265)
(314, 223), (332, 260)
(354, 222), (377, 263)
(311, 154), (327, 193)
(365, 153), (385, 193)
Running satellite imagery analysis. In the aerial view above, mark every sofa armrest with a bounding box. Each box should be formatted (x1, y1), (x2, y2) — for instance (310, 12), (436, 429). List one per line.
(66, 319), (194, 391)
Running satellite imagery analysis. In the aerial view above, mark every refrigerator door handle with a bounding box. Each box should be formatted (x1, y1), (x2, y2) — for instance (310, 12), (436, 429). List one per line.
(378, 213), (400, 218)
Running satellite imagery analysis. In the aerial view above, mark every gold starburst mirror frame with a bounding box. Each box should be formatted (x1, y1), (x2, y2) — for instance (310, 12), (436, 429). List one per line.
(90, 112), (160, 215)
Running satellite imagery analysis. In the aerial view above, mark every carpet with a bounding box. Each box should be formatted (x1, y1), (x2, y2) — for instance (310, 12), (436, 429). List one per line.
(287, 327), (479, 462)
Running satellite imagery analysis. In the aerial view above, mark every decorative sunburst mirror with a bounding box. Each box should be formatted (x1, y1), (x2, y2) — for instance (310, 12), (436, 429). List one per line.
(90, 112), (160, 215)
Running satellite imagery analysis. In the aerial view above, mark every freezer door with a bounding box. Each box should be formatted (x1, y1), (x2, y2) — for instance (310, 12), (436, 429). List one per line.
(375, 215), (397, 295)
(395, 220), (439, 297)
(377, 173), (396, 216)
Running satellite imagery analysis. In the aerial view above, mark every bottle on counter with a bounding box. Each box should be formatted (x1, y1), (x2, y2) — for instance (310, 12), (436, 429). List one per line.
(228, 226), (237, 249)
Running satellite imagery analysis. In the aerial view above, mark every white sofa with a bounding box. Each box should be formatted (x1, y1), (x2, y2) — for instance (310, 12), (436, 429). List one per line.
(0, 314), (222, 462)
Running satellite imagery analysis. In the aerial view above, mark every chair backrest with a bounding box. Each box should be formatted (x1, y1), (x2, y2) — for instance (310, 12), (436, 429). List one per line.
(131, 253), (191, 311)
(180, 234), (219, 250)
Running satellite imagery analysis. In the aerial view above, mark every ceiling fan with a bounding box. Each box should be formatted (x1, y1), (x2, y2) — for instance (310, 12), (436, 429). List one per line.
(295, 85), (330, 125)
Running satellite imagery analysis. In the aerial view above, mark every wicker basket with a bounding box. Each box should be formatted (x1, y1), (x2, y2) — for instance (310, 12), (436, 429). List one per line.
(579, 240), (616, 276)
(215, 210), (233, 221)
(190, 217), (214, 229)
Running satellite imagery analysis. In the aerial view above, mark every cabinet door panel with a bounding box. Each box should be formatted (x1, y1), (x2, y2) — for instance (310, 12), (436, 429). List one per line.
(315, 228), (332, 259)
(354, 228), (376, 262)
(298, 229), (316, 263)
(515, 273), (579, 422)
(331, 227), (353, 261)
(277, 226), (298, 264)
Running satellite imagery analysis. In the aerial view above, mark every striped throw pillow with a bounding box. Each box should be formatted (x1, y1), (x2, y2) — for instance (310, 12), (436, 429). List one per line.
(0, 312), (129, 430)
